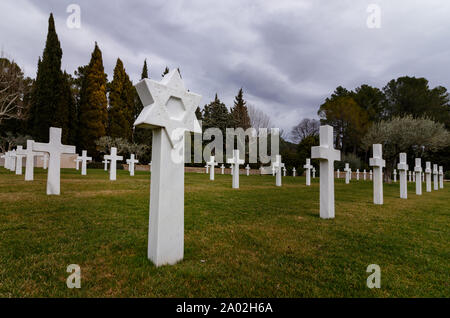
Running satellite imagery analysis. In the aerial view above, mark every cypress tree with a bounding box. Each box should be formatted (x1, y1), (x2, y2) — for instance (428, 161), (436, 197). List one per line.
(78, 42), (108, 156)
(230, 88), (251, 130)
(62, 71), (78, 145)
(141, 59), (149, 79)
(134, 60), (153, 145)
(162, 66), (169, 77)
(108, 58), (134, 141)
(29, 13), (72, 142)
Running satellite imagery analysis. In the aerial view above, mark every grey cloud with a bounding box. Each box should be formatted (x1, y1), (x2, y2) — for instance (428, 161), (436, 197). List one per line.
(2, 0), (450, 134)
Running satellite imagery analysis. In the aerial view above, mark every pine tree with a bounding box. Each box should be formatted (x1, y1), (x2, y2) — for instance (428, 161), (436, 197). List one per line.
(134, 60), (153, 146)
(230, 88), (251, 130)
(62, 71), (78, 145)
(108, 58), (135, 141)
(162, 66), (169, 77)
(141, 59), (149, 79)
(29, 13), (72, 142)
(78, 43), (108, 156)
(202, 94), (233, 135)
(195, 106), (202, 121)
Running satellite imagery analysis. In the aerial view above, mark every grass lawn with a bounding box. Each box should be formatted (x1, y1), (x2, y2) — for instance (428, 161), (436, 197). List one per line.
(0, 167), (449, 297)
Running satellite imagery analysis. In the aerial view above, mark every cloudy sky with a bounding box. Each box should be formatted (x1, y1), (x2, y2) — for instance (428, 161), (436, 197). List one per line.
(1, 0), (450, 134)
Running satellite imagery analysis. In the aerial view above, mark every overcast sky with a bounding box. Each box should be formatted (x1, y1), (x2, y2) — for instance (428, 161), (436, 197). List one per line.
(1, 0), (450, 134)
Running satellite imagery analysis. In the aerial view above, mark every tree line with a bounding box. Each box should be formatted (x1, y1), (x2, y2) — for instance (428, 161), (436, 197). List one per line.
(289, 80), (450, 179)
(1, 13), (449, 175)
(0, 13), (253, 164)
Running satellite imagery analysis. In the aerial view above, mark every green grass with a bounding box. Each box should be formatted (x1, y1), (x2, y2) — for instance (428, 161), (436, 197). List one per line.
(0, 168), (449, 297)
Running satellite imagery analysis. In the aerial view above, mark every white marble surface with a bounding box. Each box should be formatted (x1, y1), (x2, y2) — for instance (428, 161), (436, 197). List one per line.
(311, 125), (341, 219)
(369, 144), (385, 205)
(134, 69), (201, 266)
(33, 127), (76, 195)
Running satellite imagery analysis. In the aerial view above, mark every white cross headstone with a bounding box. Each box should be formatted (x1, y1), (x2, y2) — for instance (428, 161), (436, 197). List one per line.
(422, 171), (425, 182)
(312, 167), (316, 178)
(271, 165), (276, 176)
(221, 164), (225, 174)
(408, 171), (412, 183)
(230, 164), (234, 175)
(206, 156), (218, 180)
(78, 150), (92, 176)
(344, 163), (351, 184)
(227, 149), (244, 189)
(104, 147), (123, 181)
(245, 164), (250, 176)
(369, 144), (385, 205)
(102, 159), (109, 171)
(363, 169), (367, 181)
(205, 164), (209, 174)
(304, 158), (313, 186)
(15, 146), (26, 175)
(439, 166), (444, 189)
(433, 164), (439, 190)
(370, 170), (373, 181)
(0, 153), (5, 168)
(42, 153), (49, 170)
(7, 151), (14, 171)
(413, 170), (415, 182)
(149, 161), (152, 172)
(397, 153), (408, 199)
(126, 154), (139, 176)
(311, 125), (341, 219)
(425, 162), (432, 192)
(356, 169), (360, 181)
(336, 169), (340, 179)
(33, 127), (76, 195)
(271, 155), (284, 187)
(134, 69), (201, 266)
(8, 150), (16, 172)
(393, 169), (397, 182)
(74, 157), (81, 171)
(414, 158), (422, 195)
(22, 140), (41, 181)
(293, 167), (296, 177)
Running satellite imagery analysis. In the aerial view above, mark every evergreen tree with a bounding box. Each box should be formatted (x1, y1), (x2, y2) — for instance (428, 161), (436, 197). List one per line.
(29, 13), (72, 142)
(202, 94), (233, 135)
(108, 58), (135, 141)
(230, 88), (251, 130)
(134, 59), (153, 147)
(162, 66), (169, 77)
(141, 59), (149, 79)
(195, 106), (202, 121)
(62, 71), (78, 145)
(78, 42), (108, 156)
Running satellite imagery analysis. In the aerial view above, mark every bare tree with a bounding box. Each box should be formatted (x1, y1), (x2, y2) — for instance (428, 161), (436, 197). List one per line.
(290, 118), (320, 143)
(0, 58), (30, 124)
(247, 104), (273, 129)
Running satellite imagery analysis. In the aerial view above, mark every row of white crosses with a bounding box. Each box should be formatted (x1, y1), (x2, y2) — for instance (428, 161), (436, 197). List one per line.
(1, 128), (76, 195)
(397, 155), (444, 199)
(310, 127), (390, 219)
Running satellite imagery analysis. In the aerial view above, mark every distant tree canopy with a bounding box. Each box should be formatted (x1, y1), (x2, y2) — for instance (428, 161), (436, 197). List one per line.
(362, 116), (450, 181)
(230, 88), (251, 130)
(2, 12), (450, 173)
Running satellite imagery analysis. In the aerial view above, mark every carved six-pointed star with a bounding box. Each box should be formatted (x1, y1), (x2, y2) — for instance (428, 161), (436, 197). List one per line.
(134, 69), (202, 148)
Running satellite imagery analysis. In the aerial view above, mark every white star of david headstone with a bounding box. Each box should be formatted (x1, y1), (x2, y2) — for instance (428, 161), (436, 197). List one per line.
(134, 70), (202, 267)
